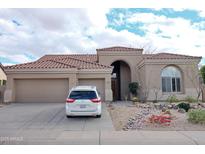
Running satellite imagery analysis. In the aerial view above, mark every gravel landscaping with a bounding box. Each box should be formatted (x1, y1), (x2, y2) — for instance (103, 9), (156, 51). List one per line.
(108, 102), (205, 131)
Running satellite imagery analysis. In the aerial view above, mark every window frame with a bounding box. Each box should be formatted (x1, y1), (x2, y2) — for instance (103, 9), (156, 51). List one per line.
(161, 66), (182, 94)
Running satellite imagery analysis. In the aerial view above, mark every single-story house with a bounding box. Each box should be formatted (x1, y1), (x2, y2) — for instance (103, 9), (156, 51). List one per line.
(3, 46), (202, 103)
(0, 63), (6, 86)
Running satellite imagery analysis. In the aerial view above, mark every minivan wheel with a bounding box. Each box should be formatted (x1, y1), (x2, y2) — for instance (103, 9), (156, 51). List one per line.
(96, 115), (101, 118)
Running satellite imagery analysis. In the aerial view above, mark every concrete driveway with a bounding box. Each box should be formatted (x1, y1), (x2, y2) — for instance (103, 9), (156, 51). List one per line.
(0, 102), (113, 144)
(2, 103), (205, 145)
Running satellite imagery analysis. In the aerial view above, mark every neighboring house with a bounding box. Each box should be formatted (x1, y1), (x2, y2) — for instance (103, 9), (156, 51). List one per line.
(4, 46), (202, 103)
(0, 63), (6, 86)
(0, 63), (6, 103)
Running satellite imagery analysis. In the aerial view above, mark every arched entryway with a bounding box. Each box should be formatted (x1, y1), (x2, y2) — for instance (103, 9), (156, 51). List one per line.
(111, 60), (131, 101)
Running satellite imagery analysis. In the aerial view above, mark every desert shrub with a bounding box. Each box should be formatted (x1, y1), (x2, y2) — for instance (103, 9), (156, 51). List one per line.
(166, 95), (179, 103)
(153, 100), (158, 103)
(188, 109), (205, 124)
(132, 96), (139, 102)
(128, 82), (139, 96)
(177, 102), (190, 112)
(185, 96), (198, 103)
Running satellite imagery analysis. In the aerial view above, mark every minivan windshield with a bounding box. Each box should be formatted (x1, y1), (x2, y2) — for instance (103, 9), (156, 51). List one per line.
(69, 91), (97, 99)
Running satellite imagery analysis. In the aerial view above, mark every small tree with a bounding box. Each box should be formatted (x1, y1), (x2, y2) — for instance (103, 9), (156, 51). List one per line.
(200, 65), (205, 84)
(200, 65), (205, 102)
(129, 82), (139, 97)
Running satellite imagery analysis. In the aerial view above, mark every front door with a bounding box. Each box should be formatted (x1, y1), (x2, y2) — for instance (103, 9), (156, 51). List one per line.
(111, 78), (119, 101)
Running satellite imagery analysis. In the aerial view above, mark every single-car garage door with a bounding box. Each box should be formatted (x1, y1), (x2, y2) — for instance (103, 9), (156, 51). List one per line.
(78, 79), (105, 101)
(15, 79), (69, 103)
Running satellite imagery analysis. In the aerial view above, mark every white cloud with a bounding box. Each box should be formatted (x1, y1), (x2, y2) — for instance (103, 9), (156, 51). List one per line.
(198, 9), (205, 17)
(0, 8), (204, 65)
(126, 12), (205, 57)
(0, 8), (145, 63)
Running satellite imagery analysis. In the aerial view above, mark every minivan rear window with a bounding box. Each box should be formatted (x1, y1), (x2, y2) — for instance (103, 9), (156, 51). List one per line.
(69, 91), (97, 99)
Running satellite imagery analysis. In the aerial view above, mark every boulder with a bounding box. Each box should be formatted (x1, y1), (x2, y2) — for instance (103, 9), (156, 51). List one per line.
(200, 103), (205, 108)
(167, 104), (173, 109)
(178, 108), (186, 113)
(190, 103), (199, 109)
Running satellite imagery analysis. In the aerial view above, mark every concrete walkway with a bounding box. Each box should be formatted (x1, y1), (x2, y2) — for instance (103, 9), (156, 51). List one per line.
(1, 130), (205, 144)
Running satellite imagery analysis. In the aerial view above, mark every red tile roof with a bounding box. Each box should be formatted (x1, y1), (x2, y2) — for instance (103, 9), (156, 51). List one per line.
(96, 46), (143, 52)
(5, 55), (111, 70)
(39, 54), (98, 62)
(4, 51), (201, 70)
(143, 53), (202, 60)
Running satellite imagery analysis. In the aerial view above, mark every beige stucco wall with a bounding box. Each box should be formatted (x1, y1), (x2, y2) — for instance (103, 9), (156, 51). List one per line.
(97, 50), (143, 82)
(0, 68), (6, 80)
(138, 59), (202, 101)
(4, 68), (113, 103)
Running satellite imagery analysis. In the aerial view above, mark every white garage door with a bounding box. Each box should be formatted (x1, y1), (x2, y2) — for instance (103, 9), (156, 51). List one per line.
(15, 79), (69, 103)
(78, 79), (105, 101)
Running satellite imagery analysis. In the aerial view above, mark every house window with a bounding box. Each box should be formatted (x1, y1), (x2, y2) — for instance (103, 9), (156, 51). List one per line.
(3, 80), (6, 85)
(161, 66), (181, 93)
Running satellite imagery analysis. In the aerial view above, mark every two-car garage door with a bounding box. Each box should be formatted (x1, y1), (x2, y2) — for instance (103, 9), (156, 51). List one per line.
(15, 78), (105, 103)
(78, 79), (105, 101)
(15, 79), (69, 103)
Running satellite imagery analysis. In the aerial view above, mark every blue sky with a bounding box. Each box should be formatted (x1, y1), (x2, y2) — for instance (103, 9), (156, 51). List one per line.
(0, 8), (204, 66)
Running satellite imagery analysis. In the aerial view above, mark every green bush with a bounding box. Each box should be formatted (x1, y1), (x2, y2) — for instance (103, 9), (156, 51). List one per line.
(166, 95), (179, 103)
(200, 65), (205, 84)
(177, 102), (190, 112)
(128, 82), (139, 96)
(185, 96), (197, 103)
(188, 109), (205, 124)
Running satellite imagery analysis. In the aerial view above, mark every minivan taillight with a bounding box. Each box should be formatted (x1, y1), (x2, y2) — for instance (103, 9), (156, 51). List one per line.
(66, 98), (75, 103)
(90, 98), (101, 103)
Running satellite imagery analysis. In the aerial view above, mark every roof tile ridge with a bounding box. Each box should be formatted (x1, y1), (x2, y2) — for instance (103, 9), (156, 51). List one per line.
(40, 54), (97, 62)
(97, 46), (143, 51)
(155, 52), (201, 58)
(54, 56), (111, 68)
(48, 59), (76, 68)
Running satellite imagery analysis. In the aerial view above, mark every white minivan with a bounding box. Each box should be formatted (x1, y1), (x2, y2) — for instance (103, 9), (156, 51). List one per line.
(66, 86), (102, 118)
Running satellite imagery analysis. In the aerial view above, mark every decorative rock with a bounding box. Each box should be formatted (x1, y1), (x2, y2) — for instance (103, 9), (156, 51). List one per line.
(162, 110), (171, 115)
(154, 104), (161, 110)
(190, 104), (199, 109)
(159, 104), (167, 110)
(161, 107), (167, 112)
(167, 104), (173, 109)
(139, 104), (150, 108)
(200, 103), (205, 108)
(178, 108), (186, 113)
(123, 108), (153, 130)
(172, 104), (178, 110)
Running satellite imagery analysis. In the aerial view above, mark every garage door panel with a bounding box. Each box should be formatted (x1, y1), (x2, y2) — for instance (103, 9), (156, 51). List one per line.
(16, 79), (69, 103)
(78, 79), (105, 101)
